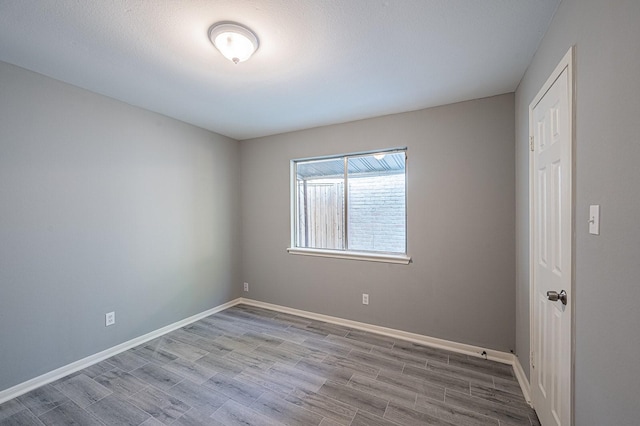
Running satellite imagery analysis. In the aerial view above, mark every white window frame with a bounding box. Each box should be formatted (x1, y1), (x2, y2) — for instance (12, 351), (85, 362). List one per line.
(287, 148), (411, 265)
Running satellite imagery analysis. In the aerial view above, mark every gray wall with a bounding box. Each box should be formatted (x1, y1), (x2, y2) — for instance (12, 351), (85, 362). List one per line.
(0, 61), (241, 392)
(515, 0), (640, 424)
(240, 94), (516, 352)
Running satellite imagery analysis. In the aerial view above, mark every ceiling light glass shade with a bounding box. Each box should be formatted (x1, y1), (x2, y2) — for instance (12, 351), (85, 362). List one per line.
(209, 22), (259, 64)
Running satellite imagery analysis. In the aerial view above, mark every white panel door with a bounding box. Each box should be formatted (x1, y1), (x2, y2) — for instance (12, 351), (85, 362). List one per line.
(530, 61), (572, 426)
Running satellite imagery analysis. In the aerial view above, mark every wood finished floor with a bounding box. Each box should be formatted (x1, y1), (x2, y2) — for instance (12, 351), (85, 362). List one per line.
(0, 304), (540, 425)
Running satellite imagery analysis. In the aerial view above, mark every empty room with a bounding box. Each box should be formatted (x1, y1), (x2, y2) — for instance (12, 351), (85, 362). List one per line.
(0, 1), (638, 425)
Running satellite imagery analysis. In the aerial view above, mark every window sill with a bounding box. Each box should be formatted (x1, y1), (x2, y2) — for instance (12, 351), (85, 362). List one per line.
(287, 247), (411, 265)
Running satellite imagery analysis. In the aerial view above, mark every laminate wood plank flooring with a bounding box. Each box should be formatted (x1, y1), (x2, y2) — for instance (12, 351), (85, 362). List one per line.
(0, 304), (539, 425)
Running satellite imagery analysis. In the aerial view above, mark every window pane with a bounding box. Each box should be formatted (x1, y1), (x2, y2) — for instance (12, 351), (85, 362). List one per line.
(296, 157), (345, 250)
(293, 150), (407, 255)
(347, 152), (406, 253)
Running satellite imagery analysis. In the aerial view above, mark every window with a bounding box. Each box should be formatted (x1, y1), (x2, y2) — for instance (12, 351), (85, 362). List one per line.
(288, 149), (410, 264)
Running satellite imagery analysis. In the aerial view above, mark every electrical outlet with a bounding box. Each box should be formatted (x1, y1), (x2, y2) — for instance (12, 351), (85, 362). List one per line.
(105, 311), (115, 327)
(244, 282), (249, 292)
(362, 294), (369, 305)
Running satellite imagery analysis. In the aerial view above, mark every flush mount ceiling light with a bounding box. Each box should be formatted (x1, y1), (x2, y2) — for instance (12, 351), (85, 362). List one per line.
(208, 22), (259, 64)
(373, 153), (386, 160)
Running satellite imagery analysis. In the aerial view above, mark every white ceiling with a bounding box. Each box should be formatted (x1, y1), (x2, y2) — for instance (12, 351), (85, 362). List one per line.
(0, 0), (559, 140)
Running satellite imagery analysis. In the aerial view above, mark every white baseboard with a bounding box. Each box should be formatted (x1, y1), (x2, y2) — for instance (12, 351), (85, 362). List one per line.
(512, 355), (532, 405)
(0, 298), (241, 404)
(239, 298), (512, 363)
(239, 297), (533, 406)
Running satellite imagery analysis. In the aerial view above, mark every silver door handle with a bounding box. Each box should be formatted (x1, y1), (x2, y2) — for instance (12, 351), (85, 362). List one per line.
(547, 290), (568, 305)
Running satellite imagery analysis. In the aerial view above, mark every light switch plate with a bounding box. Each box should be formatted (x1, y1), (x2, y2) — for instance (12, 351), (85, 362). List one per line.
(589, 205), (600, 235)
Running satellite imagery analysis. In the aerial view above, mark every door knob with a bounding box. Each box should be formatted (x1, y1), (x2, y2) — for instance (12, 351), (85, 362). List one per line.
(547, 290), (568, 305)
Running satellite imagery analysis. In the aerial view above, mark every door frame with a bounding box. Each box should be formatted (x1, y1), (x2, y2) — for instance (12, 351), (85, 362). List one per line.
(528, 46), (575, 424)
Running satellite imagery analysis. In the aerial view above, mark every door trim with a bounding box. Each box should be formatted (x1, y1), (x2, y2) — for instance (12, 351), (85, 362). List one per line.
(528, 46), (575, 424)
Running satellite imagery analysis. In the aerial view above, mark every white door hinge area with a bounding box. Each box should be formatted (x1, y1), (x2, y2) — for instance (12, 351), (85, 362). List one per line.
(530, 136), (535, 152)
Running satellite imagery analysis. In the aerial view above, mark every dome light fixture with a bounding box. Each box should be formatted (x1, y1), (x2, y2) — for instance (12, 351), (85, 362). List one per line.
(373, 153), (387, 161)
(208, 22), (259, 64)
